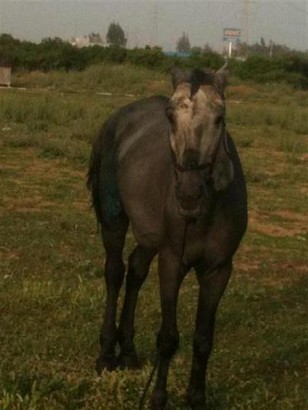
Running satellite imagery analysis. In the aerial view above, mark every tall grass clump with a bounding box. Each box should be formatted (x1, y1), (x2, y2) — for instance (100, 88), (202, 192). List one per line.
(13, 63), (171, 96)
(0, 92), (87, 128)
(228, 104), (308, 135)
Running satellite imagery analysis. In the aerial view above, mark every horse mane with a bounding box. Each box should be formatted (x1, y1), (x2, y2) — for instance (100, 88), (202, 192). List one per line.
(190, 68), (218, 96)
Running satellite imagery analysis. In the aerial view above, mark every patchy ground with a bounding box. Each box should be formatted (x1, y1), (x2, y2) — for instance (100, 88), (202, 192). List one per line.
(0, 77), (307, 409)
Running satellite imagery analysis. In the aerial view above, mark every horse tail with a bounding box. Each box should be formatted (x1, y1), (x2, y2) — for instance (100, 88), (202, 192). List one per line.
(87, 130), (104, 226)
(87, 117), (122, 228)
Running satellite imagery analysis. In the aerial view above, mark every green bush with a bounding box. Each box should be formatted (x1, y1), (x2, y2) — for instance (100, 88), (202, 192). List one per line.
(127, 47), (167, 69)
(0, 34), (307, 89)
(230, 55), (308, 89)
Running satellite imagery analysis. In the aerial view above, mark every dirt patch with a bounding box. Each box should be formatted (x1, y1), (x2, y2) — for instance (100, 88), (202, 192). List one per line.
(1, 147), (84, 181)
(25, 160), (84, 180)
(250, 218), (304, 237)
(228, 85), (257, 99)
(71, 199), (89, 212)
(148, 80), (169, 95)
(1, 146), (88, 214)
(3, 193), (89, 214)
(236, 258), (260, 273)
(278, 262), (308, 274)
(273, 210), (307, 223)
(0, 164), (20, 171)
(3, 196), (56, 213)
(0, 247), (20, 261)
(235, 253), (307, 287)
(262, 262), (307, 288)
(249, 210), (307, 237)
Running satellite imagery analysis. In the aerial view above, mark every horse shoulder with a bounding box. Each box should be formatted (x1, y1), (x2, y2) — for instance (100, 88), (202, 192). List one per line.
(115, 97), (171, 249)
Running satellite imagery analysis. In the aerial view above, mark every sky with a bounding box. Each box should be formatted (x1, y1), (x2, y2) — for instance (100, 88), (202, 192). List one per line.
(0, 0), (307, 51)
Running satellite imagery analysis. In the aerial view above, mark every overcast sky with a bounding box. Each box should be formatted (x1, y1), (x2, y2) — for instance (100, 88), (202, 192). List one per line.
(0, 1), (307, 51)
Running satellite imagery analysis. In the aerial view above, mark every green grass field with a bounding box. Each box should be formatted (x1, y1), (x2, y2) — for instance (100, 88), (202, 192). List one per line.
(0, 65), (307, 409)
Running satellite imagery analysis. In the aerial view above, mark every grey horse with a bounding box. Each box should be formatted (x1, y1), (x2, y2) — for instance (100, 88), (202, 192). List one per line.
(87, 66), (247, 409)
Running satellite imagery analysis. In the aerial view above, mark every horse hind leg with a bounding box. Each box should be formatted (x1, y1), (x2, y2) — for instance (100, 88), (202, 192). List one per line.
(117, 245), (156, 369)
(96, 215), (129, 374)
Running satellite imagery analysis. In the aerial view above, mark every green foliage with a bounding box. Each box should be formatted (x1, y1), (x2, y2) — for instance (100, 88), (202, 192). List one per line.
(0, 34), (307, 89)
(128, 47), (166, 69)
(230, 55), (308, 89)
(0, 34), (20, 66)
(106, 22), (127, 48)
(236, 37), (306, 60)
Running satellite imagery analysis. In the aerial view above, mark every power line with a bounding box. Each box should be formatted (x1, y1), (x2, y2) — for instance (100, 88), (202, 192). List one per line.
(242, 0), (249, 44)
(151, 2), (158, 47)
(288, 3), (307, 15)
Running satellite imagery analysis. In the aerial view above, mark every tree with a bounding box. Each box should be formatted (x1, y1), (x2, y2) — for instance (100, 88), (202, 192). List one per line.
(260, 37), (266, 48)
(106, 22), (127, 48)
(89, 32), (103, 44)
(0, 34), (20, 66)
(176, 32), (191, 53)
(191, 46), (202, 55)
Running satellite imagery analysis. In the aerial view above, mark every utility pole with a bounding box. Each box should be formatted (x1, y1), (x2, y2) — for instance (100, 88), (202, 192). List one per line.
(269, 40), (273, 58)
(151, 2), (158, 47)
(0, 0), (3, 35)
(243, 0), (249, 44)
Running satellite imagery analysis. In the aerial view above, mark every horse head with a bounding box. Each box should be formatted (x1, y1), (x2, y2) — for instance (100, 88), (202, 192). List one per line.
(166, 65), (234, 218)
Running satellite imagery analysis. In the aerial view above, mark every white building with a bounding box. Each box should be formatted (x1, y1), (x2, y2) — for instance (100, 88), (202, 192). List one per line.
(0, 67), (11, 87)
(70, 34), (104, 48)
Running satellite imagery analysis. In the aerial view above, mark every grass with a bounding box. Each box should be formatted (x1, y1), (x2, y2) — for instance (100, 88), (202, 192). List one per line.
(0, 65), (307, 409)
(12, 64), (171, 96)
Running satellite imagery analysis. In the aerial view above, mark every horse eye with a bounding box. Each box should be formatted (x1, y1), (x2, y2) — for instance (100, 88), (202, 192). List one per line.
(166, 106), (175, 123)
(214, 115), (224, 125)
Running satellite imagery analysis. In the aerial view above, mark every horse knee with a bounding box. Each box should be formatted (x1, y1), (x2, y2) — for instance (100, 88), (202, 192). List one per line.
(151, 389), (167, 410)
(127, 248), (152, 286)
(104, 258), (125, 289)
(157, 330), (179, 358)
(193, 334), (212, 359)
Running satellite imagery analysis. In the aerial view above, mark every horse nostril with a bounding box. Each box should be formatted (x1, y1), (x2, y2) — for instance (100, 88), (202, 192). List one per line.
(197, 185), (203, 199)
(183, 149), (199, 170)
(189, 161), (198, 170)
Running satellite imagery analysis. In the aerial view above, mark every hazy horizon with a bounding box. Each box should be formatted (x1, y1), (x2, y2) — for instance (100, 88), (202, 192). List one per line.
(0, 1), (307, 52)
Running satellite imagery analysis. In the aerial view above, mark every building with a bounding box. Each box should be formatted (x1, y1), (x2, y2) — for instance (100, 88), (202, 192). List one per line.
(70, 34), (104, 48)
(0, 66), (11, 87)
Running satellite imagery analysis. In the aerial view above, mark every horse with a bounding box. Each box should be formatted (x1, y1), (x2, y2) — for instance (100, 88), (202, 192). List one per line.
(87, 65), (248, 409)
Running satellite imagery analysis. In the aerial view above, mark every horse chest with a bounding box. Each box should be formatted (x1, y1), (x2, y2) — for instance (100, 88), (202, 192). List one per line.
(184, 219), (235, 267)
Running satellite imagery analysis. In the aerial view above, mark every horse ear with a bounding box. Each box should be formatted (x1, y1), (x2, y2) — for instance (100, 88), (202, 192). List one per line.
(171, 67), (189, 90)
(215, 63), (229, 92)
(211, 132), (234, 191)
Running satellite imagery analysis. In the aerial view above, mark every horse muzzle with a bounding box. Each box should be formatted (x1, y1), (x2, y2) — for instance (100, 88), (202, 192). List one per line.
(177, 204), (203, 219)
(175, 177), (206, 219)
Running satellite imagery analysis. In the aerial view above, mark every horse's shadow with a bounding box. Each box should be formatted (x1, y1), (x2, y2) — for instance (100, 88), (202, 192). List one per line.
(167, 384), (230, 409)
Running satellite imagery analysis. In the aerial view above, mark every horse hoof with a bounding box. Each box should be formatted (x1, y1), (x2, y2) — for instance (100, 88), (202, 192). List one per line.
(190, 405), (207, 410)
(95, 355), (118, 374)
(117, 351), (140, 370)
(187, 391), (207, 410)
(151, 390), (167, 410)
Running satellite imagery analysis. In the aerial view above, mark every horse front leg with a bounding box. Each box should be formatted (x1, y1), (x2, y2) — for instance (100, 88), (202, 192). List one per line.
(187, 261), (232, 409)
(151, 248), (186, 410)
